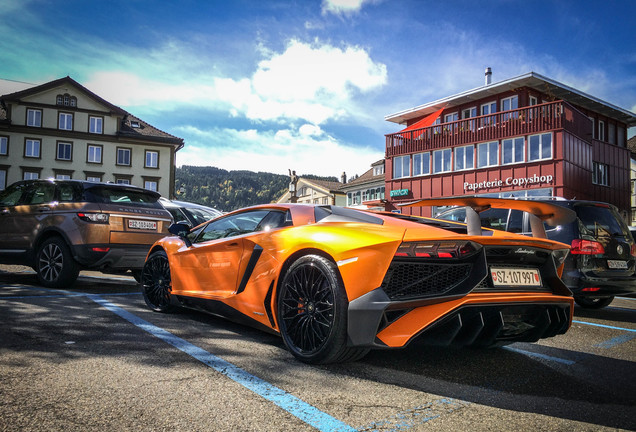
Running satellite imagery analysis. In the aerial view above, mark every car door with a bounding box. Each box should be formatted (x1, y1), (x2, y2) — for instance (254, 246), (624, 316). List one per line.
(170, 209), (271, 298)
(14, 181), (56, 251)
(0, 182), (31, 253)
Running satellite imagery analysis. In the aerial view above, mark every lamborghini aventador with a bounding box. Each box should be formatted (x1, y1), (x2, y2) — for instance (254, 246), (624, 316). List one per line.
(141, 199), (576, 364)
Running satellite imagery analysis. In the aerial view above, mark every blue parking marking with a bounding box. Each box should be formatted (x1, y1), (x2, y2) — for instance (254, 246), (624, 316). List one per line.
(595, 333), (636, 349)
(88, 295), (357, 432)
(573, 320), (636, 333)
(502, 346), (576, 365)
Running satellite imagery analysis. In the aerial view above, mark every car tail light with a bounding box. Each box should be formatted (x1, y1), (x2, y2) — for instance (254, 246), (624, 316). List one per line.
(582, 287), (601, 292)
(77, 212), (109, 223)
(631, 244), (636, 257)
(570, 239), (604, 255)
(395, 241), (481, 259)
(92, 247), (110, 252)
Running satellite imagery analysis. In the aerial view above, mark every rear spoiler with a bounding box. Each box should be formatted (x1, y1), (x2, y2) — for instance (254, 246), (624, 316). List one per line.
(400, 197), (577, 239)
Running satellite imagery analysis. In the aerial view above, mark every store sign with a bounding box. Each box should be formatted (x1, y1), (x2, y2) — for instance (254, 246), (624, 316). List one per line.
(464, 174), (554, 192)
(390, 189), (409, 197)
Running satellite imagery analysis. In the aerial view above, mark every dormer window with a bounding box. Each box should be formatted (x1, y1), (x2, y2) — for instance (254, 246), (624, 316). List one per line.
(56, 93), (77, 107)
(131, 121), (140, 128)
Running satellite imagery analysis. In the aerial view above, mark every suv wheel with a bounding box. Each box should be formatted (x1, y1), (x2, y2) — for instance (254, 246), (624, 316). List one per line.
(36, 237), (80, 288)
(574, 296), (614, 309)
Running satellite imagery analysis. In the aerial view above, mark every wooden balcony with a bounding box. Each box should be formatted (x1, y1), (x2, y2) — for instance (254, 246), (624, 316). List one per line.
(385, 101), (592, 157)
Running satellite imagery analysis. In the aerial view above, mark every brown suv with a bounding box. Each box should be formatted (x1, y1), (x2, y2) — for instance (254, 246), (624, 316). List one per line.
(0, 179), (172, 287)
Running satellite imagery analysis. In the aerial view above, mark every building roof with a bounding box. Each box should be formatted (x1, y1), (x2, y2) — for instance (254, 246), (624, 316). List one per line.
(628, 135), (636, 155)
(0, 76), (183, 148)
(385, 71), (636, 128)
(304, 178), (344, 193)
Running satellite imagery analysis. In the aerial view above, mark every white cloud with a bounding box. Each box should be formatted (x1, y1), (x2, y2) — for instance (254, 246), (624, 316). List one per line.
(84, 39), (386, 127)
(321, 0), (371, 16)
(174, 124), (383, 179)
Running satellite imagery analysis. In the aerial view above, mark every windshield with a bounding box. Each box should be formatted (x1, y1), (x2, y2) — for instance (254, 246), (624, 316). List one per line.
(85, 186), (162, 208)
(575, 204), (629, 238)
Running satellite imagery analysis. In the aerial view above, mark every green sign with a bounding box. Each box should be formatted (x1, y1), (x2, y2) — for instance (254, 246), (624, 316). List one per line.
(390, 189), (409, 197)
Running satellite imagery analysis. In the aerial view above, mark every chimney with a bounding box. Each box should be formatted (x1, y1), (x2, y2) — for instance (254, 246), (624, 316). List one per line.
(485, 67), (492, 85)
(341, 172), (347, 183)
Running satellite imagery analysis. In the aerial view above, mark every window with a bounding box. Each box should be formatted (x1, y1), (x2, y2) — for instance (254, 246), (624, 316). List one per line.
(608, 123), (616, 145)
(87, 145), (102, 163)
(23, 171), (39, 180)
(373, 165), (384, 176)
(502, 137), (524, 165)
(25, 139), (41, 158)
(144, 180), (158, 191)
(528, 133), (552, 161)
(413, 152), (430, 176)
(58, 112), (73, 130)
(618, 126), (625, 147)
(56, 142), (72, 161)
(462, 107), (477, 131)
(529, 96), (538, 106)
(592, 162), (609, 186)
(589, 117), (595, 139)
(117, 148), (131, 166)
(477, 141), (498, 168)
(145, 150), (159, 168)
(393, 155), (410, 179)
(481, 101), (497, 126)
(454, 146), (474, 171)
(444, 112), (458, 133)
(89, 116), (103, 134)
(195, 210), (273, 243)
(56, 94), (77, 107)
(433, 149), (452, 173)
(0, 169), (6, 190)
(86, 176), (101, 182)
(0, 136), (7, 155)
(27, 109), (42, 127)
(598, 120), (605, 141)
(56, 174), (71, 180)
(501, 96), (519, 120)
(116, 178), (131, 185)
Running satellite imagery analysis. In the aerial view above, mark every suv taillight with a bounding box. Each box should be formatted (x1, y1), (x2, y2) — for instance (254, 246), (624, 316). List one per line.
(570, 239), (604, 255)
(77, 212), (109, 223)
(395, 241), (481, 258)
(631, 244), (636, 257)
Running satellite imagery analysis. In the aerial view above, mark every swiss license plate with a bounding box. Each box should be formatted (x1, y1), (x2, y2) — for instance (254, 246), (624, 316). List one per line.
(607, 260), (628, 269)
(491, 267), (541, 287)
(128, 219), (157, 230)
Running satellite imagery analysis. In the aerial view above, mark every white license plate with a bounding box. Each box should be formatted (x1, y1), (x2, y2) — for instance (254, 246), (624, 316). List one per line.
(490, 267), (541, 287)
(128, 219), (157, 230)
(607, 260), (628, 269)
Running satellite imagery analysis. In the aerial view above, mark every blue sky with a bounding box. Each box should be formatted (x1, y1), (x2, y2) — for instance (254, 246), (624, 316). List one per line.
(1, 0), (635, 178)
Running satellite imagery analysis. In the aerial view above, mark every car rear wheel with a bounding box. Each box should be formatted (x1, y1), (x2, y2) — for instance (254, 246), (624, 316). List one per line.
(141, 250), (174, 312)
(574, 296), (614, 309)
(36, 237), (80, 288)
(277, 255), (368, 364)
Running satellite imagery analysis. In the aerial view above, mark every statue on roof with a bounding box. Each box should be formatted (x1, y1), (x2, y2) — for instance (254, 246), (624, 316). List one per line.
(288, 169), (299, 203)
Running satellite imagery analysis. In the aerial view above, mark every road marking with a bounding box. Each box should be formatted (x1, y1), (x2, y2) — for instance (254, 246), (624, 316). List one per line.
(88, 295), (357, 432)
(0, 292), (140, 300)
(359, 398), (470, 432)
(594, 333), (636, 348)
(572, 320), (636, 333)
(502, 346), (576, 365)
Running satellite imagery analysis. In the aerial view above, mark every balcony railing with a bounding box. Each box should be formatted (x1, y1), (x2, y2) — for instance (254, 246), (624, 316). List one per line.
(386, 101), (591, 157)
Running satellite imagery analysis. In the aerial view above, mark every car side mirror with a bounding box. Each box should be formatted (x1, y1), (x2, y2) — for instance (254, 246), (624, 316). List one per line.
(169, 222), (191, 237)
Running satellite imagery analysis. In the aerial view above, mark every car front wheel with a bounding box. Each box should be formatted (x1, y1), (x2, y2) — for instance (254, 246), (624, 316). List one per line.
(277, 254), (368, 364)
(141, 250), (174, 312)
(36, 237), (80, 288)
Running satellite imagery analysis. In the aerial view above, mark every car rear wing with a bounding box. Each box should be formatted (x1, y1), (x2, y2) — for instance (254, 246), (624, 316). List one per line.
(400, 197), (577, 239)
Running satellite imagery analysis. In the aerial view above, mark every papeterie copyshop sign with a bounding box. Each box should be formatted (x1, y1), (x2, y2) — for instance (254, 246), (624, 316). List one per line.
(464, 174), (554, 192)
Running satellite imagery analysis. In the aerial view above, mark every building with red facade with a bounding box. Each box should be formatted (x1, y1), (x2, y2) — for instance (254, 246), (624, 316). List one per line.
(384, 71), (636, 219)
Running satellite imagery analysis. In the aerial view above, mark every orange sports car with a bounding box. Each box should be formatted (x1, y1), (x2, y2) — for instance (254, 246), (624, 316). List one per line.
(141, 198), (575, 364)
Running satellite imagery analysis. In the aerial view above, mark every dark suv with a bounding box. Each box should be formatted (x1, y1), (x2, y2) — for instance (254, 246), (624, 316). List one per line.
(436, 199), (636, 308)
(0, 179), (172, 287)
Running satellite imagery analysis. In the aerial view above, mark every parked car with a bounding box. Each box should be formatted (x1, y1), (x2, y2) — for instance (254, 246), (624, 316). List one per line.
(141, 201), (574, 364)
(159, 198), (222, 227)
(0, 179), (172, 287)
(435, 197), (636, 308)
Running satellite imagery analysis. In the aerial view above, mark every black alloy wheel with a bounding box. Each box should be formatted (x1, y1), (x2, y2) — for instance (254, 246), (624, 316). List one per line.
(36, 237), (79, 288)
(141, 250), (174, 312)
(574, 295), (614, 309)
(277, 255), (368, 364)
